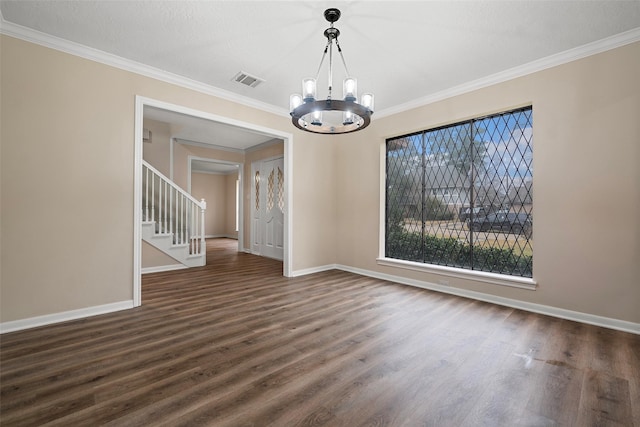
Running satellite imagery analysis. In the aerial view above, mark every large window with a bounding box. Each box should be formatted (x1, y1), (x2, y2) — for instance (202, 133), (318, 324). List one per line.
(385, 107), (533, 278)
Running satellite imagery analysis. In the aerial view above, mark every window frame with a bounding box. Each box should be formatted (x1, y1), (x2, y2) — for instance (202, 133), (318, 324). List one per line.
(377, 107), (537, 291)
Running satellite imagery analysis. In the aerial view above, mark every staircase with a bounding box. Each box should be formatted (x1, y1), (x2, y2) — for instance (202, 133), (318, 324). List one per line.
(142, 160), (207, 267)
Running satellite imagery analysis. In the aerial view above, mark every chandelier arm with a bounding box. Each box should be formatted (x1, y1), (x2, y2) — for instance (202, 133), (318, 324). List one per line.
(328, 39), (334, 99)
(335, 40), (352, 77)
(314, 41), (331, 81)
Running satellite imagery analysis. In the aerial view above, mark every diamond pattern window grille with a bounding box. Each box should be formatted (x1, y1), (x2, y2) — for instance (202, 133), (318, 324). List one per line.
(277, 167), (284, 211)
(267, 169), (275, 211)
(255, 171), (260, 211)
(385, 107), (533, 278)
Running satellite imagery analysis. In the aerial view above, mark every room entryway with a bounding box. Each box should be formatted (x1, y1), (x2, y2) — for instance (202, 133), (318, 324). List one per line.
(134, 96), (293, 307)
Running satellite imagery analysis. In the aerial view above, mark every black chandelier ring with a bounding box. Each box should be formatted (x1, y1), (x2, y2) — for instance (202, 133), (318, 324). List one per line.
(290, 99), (372, 134)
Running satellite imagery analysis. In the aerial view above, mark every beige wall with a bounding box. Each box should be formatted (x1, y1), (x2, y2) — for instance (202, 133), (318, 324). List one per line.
(289, 134), (338, 269)
(2, 37), (137, 320)
(2, 34), (638, 327)
(225, 174), (239, 239)
(141, 241), (178, 269)
(0, 35), (307, 323)
(191, 172), (228, 237)
(142, 118), (171, 176)
(335, 42), (640, 324)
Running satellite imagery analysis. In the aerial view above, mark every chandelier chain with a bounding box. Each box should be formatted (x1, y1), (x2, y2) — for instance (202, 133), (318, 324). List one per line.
(314, 41), (331, 81)
(328, 37), (334, 99)
(335, 40), (351, 77)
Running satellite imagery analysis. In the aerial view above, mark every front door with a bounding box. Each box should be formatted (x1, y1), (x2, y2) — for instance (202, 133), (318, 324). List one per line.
(251, 157), (284, 260)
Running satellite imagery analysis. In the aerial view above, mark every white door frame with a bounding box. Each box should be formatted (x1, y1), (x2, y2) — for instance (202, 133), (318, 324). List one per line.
(134, 95), (294, 307)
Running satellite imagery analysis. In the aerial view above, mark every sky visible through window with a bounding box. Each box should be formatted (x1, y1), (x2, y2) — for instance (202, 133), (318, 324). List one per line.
(399, 109), (533, 182)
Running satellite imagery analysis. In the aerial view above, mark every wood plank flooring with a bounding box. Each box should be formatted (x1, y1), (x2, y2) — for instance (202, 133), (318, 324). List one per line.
(1, 238), (639, 426)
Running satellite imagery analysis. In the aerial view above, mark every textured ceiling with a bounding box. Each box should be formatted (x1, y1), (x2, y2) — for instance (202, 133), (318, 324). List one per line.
(3, 1), (640, 114)
(2, 0), (640, 151)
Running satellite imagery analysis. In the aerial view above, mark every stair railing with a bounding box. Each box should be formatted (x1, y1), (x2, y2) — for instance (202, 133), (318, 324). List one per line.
(142, 160), (207, 257)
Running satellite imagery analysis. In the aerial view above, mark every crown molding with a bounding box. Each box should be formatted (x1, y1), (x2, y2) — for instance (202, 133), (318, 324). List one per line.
(175, 136), (283, 154)
(375, 27), (640, 119)
(192, 169), (236, 176)
(174, 138), (245, 153)
(244, 138), (284, 153)
(0, 17), (290, 118)
(2, 14), (638, 121)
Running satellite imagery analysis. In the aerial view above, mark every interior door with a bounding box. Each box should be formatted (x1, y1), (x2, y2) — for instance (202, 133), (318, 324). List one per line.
(251, 157), (284, 260)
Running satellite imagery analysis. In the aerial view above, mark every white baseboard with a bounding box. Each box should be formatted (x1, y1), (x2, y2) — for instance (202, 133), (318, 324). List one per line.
(290, 264), (337, 277)
(292, 264), (640, 335)
(205, 234), (237, 239)
(141, 264), (188, 274)
(6, 267), (636, 335)
(0, 300), (134, 334)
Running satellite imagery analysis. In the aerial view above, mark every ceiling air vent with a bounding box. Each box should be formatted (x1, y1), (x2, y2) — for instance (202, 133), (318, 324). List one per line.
(232, 71), (264, 88)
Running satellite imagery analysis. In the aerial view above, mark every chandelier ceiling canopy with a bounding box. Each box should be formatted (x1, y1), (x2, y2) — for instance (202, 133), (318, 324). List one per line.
(289, 8), (374, 135)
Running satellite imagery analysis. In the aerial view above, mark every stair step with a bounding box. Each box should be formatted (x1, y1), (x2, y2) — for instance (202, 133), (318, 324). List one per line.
(142, 221), (205, 267)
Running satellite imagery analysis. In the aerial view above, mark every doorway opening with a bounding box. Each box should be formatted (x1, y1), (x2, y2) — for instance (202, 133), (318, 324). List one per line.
(188, 156), (243, 253)
(134, 96), (293, 307)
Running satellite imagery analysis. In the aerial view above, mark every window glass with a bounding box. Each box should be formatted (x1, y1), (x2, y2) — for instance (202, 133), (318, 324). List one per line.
(385, 107), (533, 278)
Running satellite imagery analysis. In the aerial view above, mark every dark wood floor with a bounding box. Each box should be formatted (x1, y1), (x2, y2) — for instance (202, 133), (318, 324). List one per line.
(1, 239), (639, 426)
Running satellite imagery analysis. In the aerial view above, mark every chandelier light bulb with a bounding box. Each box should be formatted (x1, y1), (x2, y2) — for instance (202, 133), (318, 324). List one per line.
(290, 94), (302, 111)
(311, 111), (323, 126)
(302, 78), (317, 102)
(343, 110), (354, 125)
(361, 93), (375, 112)
(343, 78), (357, 101)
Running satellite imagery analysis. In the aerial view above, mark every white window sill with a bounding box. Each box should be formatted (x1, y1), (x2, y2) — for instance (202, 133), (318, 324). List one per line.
(376, 257), (537, 291)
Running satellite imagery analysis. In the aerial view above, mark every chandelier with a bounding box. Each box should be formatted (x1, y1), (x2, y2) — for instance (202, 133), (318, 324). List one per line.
(289, 8), (374, 134)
